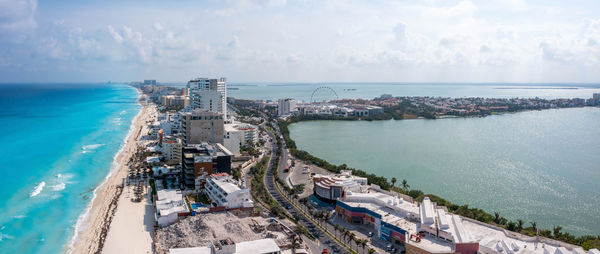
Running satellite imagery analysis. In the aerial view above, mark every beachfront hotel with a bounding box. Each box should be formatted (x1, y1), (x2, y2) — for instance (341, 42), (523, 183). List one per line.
(186, 77), (228, 120)
(181, 143), (233, 190)
(180, 109), (225, 145)
(155, 189), (188, 227)
(334, 186), (596, 254)
(204, 173), (253, 209)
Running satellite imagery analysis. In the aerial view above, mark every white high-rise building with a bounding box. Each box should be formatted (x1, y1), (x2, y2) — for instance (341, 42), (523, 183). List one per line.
(187, 77), (227, 120)
(277, 98), (297, 116)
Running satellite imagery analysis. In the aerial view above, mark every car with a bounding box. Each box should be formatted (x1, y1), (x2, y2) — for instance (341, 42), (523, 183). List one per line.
(285, 205), (292, 210)
(386, 243), (393, 251)
(391, 247), (397, 253)
(368, 231), (373, 237)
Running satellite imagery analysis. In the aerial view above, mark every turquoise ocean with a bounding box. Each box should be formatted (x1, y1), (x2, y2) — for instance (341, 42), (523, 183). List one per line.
(0, 83), (139, 253)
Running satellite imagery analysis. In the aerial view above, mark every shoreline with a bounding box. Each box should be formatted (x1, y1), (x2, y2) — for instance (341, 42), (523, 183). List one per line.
(68, 86), (152, 254)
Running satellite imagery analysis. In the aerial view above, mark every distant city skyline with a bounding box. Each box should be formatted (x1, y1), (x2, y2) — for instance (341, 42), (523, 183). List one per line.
(1, 0), (600, 83)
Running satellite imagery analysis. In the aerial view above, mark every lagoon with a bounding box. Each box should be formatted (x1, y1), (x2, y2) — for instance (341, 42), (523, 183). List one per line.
(289, 107), (600, 235)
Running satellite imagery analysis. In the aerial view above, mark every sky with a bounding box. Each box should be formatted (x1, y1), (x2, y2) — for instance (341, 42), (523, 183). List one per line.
(0, 0), (599, 83)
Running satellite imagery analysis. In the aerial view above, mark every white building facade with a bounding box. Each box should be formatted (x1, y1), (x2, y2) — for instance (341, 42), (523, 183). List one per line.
(204, 173), (253, 209)
(277, 98), (297, 116)
(155, 189), (188, 227)
(187, 77), (227, 120)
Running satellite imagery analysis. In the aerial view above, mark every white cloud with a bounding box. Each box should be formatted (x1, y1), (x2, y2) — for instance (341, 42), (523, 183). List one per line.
(0, 0), (37, 31)
(1, 0), (600, 82)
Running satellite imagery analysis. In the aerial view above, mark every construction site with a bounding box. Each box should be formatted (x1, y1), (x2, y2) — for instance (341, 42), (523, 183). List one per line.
(154, 211), (300, 254)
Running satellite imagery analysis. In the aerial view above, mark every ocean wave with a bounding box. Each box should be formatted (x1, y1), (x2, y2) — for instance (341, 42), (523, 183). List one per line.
(13, 215), (26, 219)
(68, 89), (143, 254)
(81, 144), (104, 150)
(0, 232), (15, 242)
(30, 181), (46, 197)
(51, 173), (72, 191)
(52, 182), (66, 191)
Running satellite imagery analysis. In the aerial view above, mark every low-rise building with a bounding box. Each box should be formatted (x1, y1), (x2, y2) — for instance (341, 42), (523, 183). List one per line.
(335, 188), (595, 254)
(155, 189), (188, 227)
(169, 238), (281, 254)
(204, 173), (253, 209)
(313, 170), (368, 202)
(223, 123), (259, 155)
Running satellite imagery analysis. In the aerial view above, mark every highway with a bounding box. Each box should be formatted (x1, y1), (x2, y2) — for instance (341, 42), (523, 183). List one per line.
(263, 117), (351, 254)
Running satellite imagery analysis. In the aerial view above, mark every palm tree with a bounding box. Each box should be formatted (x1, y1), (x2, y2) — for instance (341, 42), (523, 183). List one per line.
(369, 248), (376, 254)
(291, 236), (301, 252)
(342, 229), (350, 243)
(494, 212), (500, 223)
(348, 232), (356, 246)
(354, 238), (362, 253)
(517, 219), (524, 232)
(391, 177), (397, 189)
(334, 224), (341, 238)
(402, 179), (410, 191)
(530, 221), (537, 232)
(360, 239), (367, 254)
(553, 225), (562, 238)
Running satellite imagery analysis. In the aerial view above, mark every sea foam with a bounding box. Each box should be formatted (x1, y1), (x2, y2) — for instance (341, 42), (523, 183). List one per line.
(30, 181), (46, 197)
(81, 144), (104, 150)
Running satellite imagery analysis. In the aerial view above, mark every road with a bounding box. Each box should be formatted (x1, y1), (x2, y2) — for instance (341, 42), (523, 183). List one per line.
(262, 115), (351, 254)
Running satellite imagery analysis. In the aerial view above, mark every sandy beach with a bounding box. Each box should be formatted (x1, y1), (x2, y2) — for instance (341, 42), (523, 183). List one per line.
(69, 89), (155, 254)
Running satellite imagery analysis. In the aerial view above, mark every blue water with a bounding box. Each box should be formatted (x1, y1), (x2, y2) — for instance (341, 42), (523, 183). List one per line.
(226, 83), (600, 101)
(0, 83), (140, 253)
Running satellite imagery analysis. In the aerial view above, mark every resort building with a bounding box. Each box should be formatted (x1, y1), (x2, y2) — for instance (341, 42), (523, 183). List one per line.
(157, 112), (182, 136)
(277, 98), (297, 116)
(223, 123), (259, 155)
(161, 95), (188, 108)
(313, 170), (368, 202)
(187, 77), (228, 120)
(169, 238), (281, 254)
(155, 189), (188, 227)
(182, 143), (233, 190)
(180, 109), (224, 145)
(144, 79), (157, 86)
(204, 173), (253, 209)
(162, 137), (182, 165)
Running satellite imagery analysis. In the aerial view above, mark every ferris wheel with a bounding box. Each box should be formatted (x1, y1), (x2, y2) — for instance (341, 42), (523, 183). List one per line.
(310, 86), (339, 104)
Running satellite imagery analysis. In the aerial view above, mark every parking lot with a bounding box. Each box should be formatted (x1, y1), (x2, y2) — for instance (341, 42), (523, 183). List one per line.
(330, 215), (405, 254)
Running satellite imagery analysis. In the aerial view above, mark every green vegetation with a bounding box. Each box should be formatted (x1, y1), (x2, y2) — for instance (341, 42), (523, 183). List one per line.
(277, 118), (600, 249)
(240, 144), (260, 157)
(231, 166), (241, 181)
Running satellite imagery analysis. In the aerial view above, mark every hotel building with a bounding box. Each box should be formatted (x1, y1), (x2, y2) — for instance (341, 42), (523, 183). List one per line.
(181, 143), (233, 190)
(180, 109), (224, 145)
(204, 173), (253, 209)
(187, 77), (228, 120)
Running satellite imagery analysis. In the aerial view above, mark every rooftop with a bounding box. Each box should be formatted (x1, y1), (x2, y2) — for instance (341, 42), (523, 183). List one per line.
(234, 238), (281, 254)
